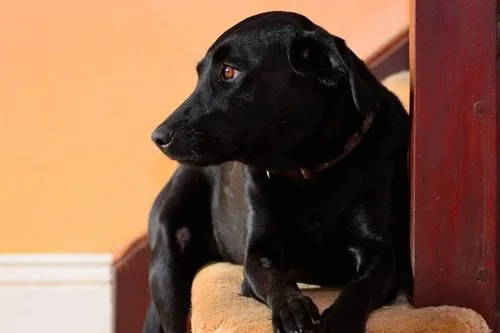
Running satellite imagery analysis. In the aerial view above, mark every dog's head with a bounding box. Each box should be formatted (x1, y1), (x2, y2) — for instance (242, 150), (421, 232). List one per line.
(152, 11), (380, 169)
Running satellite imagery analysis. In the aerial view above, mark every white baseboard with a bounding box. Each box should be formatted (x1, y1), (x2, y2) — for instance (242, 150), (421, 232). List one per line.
(0, 254), (115, 333)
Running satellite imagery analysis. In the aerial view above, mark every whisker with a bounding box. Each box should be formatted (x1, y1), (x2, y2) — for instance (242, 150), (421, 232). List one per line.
(190, 149), (200, 158)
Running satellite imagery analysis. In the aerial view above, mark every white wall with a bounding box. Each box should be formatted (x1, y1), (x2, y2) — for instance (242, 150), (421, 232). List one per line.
(0, 254), (114, 333)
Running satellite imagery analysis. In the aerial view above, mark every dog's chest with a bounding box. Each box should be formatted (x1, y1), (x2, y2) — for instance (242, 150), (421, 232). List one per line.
(281, 209), (355, 284)
(264, 184), (358, 283)
(281, 200), (346, 252)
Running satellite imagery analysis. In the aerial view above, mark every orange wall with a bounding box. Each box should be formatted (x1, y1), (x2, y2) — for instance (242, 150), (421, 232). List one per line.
(0, 0), (408, 254)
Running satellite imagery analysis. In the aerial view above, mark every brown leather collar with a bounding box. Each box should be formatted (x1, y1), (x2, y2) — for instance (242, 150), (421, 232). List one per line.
(266, 111), (375, 180)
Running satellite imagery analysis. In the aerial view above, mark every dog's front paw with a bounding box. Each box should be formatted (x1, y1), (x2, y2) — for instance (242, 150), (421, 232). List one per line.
(316, 306), (365, 333)
(271, 295), (320, 333)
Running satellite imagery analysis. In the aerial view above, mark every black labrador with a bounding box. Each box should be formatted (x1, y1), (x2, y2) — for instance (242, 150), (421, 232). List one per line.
(144, 11), (412, 333)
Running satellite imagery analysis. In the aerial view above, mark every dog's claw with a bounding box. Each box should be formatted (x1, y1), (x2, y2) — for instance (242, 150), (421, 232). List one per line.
(271, 295), (320, 333)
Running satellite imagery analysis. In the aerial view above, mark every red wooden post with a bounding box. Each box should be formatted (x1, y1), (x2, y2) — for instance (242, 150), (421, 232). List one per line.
(497, 11), (500, 331)
(410, 0), (497, 330)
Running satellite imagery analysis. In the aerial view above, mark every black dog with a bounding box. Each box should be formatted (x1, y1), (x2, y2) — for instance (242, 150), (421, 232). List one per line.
(144, 11), (412, 333)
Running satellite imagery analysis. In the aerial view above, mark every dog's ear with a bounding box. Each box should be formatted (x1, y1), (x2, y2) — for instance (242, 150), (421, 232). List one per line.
(288, 32), (377, 115)
(288, 34), (343, 87)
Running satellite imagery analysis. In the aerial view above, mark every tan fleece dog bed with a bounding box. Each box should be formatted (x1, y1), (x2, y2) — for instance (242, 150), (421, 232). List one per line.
(189, 72), (490, 333)
(191, 263), (490, 333)
(381, 70), (410, 112)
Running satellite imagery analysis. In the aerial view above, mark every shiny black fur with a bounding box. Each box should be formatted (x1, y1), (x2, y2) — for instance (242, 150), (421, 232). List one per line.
(143, 11), (412, 333)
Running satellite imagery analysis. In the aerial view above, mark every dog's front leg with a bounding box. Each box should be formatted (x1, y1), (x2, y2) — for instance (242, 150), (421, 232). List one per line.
(143, 167), (213, 333)
(244, 235), (320, 333)
(317, 223), (396, 333)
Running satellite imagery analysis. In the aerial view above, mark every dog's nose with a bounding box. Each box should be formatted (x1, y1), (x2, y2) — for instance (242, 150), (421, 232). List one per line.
(152, 129), (173, 148)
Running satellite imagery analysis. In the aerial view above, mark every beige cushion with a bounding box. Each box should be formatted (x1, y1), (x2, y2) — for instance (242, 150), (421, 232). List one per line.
(191, 263), (490, 333)
(382, 70), (410, 112)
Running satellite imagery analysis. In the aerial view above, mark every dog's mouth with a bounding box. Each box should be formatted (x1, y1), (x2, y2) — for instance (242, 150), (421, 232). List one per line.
(153, 129), (303, 169)
(170, 152), (239, 167)
(156, 134), (241, 167)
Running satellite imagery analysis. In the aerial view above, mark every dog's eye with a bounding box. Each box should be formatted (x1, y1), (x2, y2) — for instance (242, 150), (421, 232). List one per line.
(220, 65), (239, 81)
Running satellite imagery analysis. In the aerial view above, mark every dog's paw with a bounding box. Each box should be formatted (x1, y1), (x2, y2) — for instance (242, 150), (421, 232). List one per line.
(316, 306), (365, 333)
(271, 295), (320, 333)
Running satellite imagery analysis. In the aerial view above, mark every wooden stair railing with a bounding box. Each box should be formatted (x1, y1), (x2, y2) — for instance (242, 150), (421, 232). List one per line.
(409, 0), (498, 331)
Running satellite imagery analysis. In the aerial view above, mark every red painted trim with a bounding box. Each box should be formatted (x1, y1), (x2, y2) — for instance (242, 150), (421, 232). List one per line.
(496, 10), (500, 333)
(367, 29), (409, 80)
(114, 235), (150, 333)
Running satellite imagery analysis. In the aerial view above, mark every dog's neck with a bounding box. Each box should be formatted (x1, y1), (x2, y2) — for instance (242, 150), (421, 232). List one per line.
(266, 110), (375, 180)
